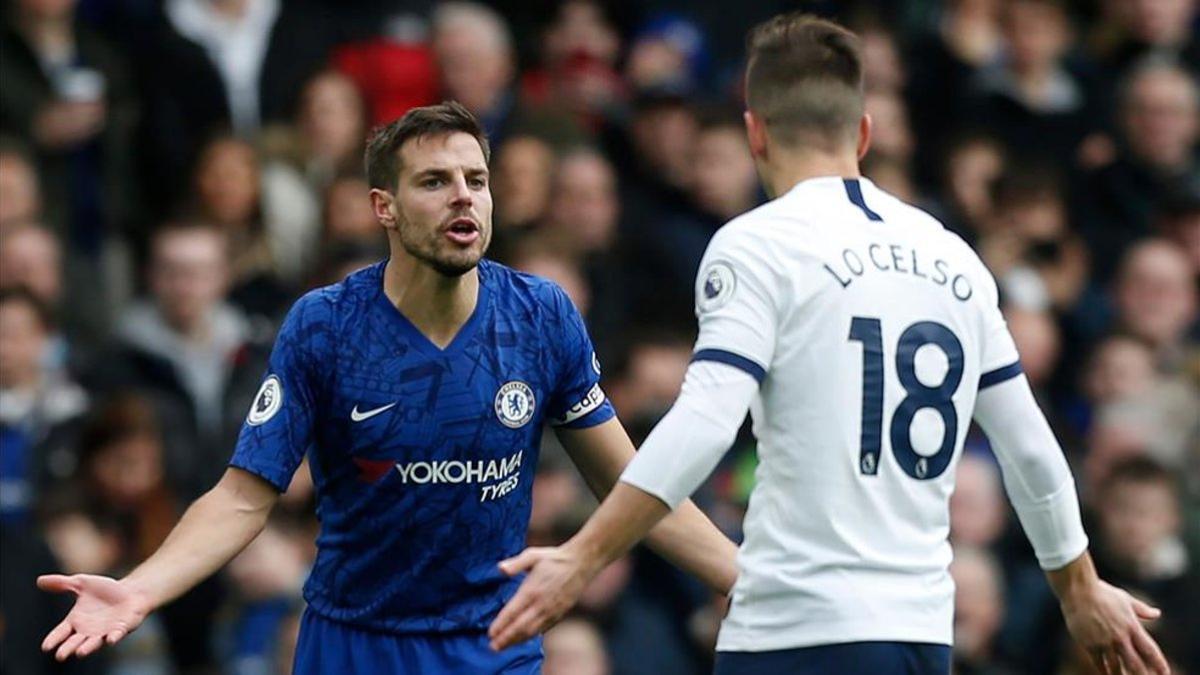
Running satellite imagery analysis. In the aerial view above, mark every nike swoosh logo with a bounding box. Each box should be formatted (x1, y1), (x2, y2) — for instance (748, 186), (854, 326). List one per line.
(350, 402), (397, 422)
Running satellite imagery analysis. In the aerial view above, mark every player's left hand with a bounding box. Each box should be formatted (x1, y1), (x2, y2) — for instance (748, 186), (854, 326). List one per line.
(487, 545), (598, 651)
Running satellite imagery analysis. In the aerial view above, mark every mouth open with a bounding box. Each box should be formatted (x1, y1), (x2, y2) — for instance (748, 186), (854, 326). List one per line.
(444, 218), (480, 246)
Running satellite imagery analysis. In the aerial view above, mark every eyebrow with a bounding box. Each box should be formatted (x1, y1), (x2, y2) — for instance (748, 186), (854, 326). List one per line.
(411, 166), (490, 179)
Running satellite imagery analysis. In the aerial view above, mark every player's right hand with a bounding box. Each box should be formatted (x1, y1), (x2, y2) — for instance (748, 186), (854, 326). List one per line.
(1059, 579), (1170, 675)
(37, 574), (149, 661)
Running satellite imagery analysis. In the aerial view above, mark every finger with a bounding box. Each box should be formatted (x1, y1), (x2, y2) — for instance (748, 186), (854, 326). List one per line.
(1131, 597), (1162, 622)
(1131, 626), (1170, 675)
(1097, 650), (1120, 675)
(37, 575), (80, 593)
(76, 635), (105, 658)
(42, 620), (74, 652)
(490, 605), (545, 652)
(498, 549), (545, 577)
(488, 585), (535, 642)
(105, 629), (126, 645)
(55, 633), (87, 662)
(1116, 637), (1149, 675)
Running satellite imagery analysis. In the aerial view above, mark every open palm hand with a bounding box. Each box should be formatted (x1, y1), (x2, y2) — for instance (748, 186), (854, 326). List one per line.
(37, 574), (149, 662)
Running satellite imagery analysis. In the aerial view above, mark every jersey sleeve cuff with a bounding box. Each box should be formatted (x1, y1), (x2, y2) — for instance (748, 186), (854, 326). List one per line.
(691, 349), (766, 383)
(227, 456), (291, 493)
(980, 361), (1023, 389)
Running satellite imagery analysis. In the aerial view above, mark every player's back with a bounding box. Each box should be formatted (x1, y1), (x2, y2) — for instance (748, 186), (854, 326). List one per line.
(708, 177), (1018, 651)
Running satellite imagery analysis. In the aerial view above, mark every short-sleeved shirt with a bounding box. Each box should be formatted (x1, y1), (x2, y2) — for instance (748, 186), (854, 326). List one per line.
(230, 259), (613, 634)
(689, 177), (1021, 652)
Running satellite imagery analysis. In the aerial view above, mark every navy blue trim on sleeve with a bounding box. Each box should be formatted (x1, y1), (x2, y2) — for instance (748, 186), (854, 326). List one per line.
(979, 361), (1024, 389)
(692, 349), (767, 383)
(843, 178), (883, 222)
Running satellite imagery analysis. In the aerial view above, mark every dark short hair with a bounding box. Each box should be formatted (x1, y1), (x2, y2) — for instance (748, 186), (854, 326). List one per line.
(1101, 456), (1179, 497)
(364, 101), (491, 192)
(745, 13), (864, 149)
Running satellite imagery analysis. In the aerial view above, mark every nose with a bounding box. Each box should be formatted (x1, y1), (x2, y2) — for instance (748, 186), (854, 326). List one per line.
(449, 174), (473, 208)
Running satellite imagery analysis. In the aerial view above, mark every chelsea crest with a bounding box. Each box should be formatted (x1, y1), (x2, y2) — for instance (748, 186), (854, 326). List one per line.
(495, 381), (535, 428)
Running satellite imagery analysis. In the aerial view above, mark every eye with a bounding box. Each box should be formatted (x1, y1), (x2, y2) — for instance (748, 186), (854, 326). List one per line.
(422, 177), (444, 189)
(468, 177), (487, 189)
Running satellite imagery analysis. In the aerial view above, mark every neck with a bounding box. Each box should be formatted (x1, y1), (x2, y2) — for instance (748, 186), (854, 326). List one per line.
(383, 251), (479, 349)
(760, 147), (860, 199)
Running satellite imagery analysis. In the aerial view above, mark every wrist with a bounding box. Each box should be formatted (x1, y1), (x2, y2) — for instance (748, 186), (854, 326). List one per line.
(1047, 550), (1100, 605)
(119, 576), (157, 618)
(562, 535), (608, 579)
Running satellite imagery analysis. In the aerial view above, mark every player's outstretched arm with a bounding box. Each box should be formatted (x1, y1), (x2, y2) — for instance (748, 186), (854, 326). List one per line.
(553, 417), (739, 594)
(38, 467), (279, 662)
(973, 374), (1169, 675)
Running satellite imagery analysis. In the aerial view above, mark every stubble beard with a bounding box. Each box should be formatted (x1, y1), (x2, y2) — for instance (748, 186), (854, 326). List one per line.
(398, 221), (490, 278)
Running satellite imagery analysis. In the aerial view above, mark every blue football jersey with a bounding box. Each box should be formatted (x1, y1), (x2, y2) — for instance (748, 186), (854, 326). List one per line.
(229, 259), (615, 633)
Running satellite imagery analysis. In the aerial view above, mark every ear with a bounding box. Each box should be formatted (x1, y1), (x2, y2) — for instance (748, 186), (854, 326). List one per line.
(370, 188), (398, 231)
(856, 113), (873, 161)
(744, 110), (768, 161)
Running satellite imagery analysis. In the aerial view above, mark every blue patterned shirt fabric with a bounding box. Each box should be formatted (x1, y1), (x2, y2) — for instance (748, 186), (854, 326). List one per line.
(229, 259), (614, 633)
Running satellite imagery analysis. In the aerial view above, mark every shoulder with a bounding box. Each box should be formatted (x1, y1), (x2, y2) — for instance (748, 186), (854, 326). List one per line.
(278, 262), (380, 345)
(481, 259), (576, 317)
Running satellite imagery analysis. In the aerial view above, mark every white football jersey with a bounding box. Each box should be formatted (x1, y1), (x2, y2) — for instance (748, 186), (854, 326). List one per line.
(693, 176), (1023, 652)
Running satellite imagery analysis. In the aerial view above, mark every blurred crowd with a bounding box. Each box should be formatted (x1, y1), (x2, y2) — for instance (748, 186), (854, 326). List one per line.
(0, 0), (1196, 673)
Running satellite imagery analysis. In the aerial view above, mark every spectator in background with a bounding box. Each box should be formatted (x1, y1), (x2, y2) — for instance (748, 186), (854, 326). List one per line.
(535, 147), (628, 351)
(543, 615), (610, 675)
(1155, 185), (1200, 274)
(1007, 309), (1063, 393)
(1091, 0), (1200, 81)
(607, 91), (698, 242)
(982, 167), (1090, 314)
(970, 0), (1097, 168)
(329, 12), (437, 129)
(863, 90), (916, 167)
(855, 18), (907, 95)
(628, 109), (759, 324)
(192, 134), (292, 319)
(491, 134), (557, 235)
(0, 0), (138, 250)
(260, 69), (369, 283)
(322, 172), (384, 249)
(539, 147), (620, 260)
(950, 546), (1015, 675)
(932, 132), (1007, 242)
(0, 288), (88, 526)
(1085, 371), (1200, 488)
(96, 222), (269, 499)
(1092, 457), (1197, 669)
(139, 0), (332, 214)
(0, 137), (42, 228)
(0, 221), (107, 374)
(950, 453), (1009, 550)
(906, 0), (1004, 189)
(1065, 333), (1161, 436)
(606, 331), (692, 428)
(1112, 238), (1197, 367)
(1076, 59), (1200, 283)
(624, 14), (710, 96)
(522, 0), (624, 129)
(432, 2), (519, 145)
